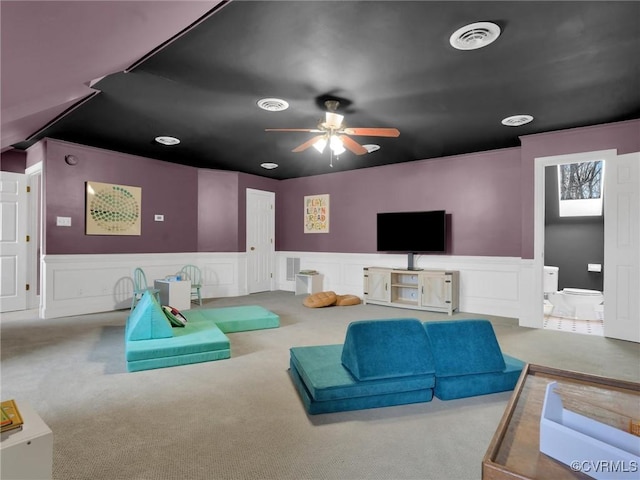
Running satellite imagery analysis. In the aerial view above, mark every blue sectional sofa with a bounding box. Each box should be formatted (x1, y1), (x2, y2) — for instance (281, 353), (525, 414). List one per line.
(289, 318), (524, 414)
(125, 292), (279, 372)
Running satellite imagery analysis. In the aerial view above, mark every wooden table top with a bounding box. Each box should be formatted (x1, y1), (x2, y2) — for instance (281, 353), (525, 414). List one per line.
(482, 364), (640, 480)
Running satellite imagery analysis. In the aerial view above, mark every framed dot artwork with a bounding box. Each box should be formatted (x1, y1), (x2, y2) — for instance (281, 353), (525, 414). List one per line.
(85, 181), (142, 235)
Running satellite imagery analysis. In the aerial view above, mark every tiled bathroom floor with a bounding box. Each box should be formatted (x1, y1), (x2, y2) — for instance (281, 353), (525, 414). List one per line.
(543, 312), (604, 336)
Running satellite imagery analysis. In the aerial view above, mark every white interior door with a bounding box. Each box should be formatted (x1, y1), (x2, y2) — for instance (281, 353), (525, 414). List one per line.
(0, 171), (27, 312)
(246, 188), (275, 294)
(604, 152), (640, 342)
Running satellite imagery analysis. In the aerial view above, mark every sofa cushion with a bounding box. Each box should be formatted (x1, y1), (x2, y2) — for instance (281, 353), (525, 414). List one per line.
(126, 318), (229, 362)
(126, 350), (230, 373)
(182, 305), (279, 333)
(126, 291), (173, 341)
(290, 345), (434, 401)
(432, 354), (525, 400)
(289, 358), (433, 415)
(341, 319), (435, 381)
(423, 320), (506, 377)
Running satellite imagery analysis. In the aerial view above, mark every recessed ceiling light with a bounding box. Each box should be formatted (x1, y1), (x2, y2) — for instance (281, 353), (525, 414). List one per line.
(450, 22), (501, 50)
(260, 162), (279, 169)
(363, 144), (381, 153)
(501, 114), (534, 127)
(257, 98), (289, 112)
(155, 136), (180, 146)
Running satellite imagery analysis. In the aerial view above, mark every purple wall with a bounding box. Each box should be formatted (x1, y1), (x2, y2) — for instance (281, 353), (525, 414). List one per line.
(277, 148), (523, 256)
(45, 140), (198, 254)
(0, 149), (27, 172)
(197, 169), (240, 252)
(39, 119), (639, 258)
(196, 170), (278, 252)
(44, 140), (280, 255)
(519, 119), (640, 259)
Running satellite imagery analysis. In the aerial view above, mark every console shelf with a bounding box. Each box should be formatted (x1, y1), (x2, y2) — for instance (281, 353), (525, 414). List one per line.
(363, 267), (459, 315)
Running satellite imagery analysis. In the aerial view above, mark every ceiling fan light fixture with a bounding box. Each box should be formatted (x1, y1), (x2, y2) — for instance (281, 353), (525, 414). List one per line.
(155, 136), (180, 146)
(313, 137), (327, 153)
(329, 135), (345, 155)
(256, 98), (289, 112)
(324, 111), (344, 129)
(501, 114), (534, 127)
(450, 22), (501, 50)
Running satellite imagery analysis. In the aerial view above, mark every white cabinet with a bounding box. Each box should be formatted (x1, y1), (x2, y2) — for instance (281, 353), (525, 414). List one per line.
(154, 280), (191, 310)
(420, 271), (458, 314)
(1, 402), (53, 480)
(363, 267), (459, 315)
(364, 268), (391, 302)
(295, 274), (323, 295)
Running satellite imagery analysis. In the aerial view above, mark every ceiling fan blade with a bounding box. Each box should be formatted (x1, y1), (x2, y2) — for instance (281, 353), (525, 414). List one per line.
(292, 135), (326, 153)
(343, 127), (400, 137)
(338, 135), (368, 155)
(265, 128), (323, 133)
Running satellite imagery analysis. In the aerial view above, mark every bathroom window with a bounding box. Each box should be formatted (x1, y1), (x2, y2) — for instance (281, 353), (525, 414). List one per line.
(557, 160), (604, 217)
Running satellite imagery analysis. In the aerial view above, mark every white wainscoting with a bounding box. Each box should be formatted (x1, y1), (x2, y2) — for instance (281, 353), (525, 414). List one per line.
(275, 252), (526, 319)
(41, 253), (246, 319)
(41, 251), (533, 323)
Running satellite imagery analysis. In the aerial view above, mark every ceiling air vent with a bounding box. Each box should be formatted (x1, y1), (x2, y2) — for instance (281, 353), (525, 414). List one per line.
(257, 98), (289, 112)
(363, 144), (380, 153)
(501, 114), (534, 127)
(450, 22), (501, 50)
(155, 136), (180, 146)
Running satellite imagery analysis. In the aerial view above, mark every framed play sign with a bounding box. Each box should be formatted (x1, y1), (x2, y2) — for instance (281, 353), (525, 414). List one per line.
(304, 194), (329, 233)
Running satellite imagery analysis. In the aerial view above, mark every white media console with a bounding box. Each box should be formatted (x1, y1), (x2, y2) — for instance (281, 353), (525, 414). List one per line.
(363, 267), (459, 315)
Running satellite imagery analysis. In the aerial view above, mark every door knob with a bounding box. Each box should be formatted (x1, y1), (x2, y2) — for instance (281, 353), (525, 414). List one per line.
(250, 247), (255, 251)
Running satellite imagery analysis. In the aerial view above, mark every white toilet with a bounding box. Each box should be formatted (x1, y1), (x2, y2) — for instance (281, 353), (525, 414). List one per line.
(544, 266), (604, 320)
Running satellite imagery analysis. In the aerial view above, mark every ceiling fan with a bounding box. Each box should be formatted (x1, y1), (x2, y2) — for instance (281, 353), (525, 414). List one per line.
(265, 100), (400, 164)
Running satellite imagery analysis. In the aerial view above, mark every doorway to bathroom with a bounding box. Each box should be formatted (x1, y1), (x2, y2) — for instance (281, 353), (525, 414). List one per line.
(535, 150), (640, 342)
(543, 160), (605, 336)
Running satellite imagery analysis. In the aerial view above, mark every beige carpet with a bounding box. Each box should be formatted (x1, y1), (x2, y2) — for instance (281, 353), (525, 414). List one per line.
(2, 291), (639, 480)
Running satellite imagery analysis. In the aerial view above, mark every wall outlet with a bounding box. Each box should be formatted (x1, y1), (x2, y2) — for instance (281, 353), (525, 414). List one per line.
(154, 214), (164, 222)
(56, 216), (72, 226)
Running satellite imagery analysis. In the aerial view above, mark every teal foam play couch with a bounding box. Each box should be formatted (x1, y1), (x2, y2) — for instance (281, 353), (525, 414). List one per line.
(125, 292), (279, 372)
(289, 319), (436, 414)
(423, 319), (525, 400)
(289, 318), (524, 414)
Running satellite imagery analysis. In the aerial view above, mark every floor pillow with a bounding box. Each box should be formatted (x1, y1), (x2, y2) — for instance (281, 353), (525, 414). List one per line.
(303, 291), (337, 308)
(336, 294), (361, 306)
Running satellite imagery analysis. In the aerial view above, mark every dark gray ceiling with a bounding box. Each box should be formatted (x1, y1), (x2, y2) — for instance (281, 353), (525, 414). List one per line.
(14, 1), (640, 179)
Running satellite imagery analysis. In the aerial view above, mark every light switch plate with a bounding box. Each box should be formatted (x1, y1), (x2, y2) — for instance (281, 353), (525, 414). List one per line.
(56, 216), (72, 226)
(154, 214), (164, 222)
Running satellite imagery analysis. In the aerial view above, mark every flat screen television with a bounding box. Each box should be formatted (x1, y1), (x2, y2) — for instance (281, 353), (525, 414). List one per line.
(377, 210), (447, 270)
